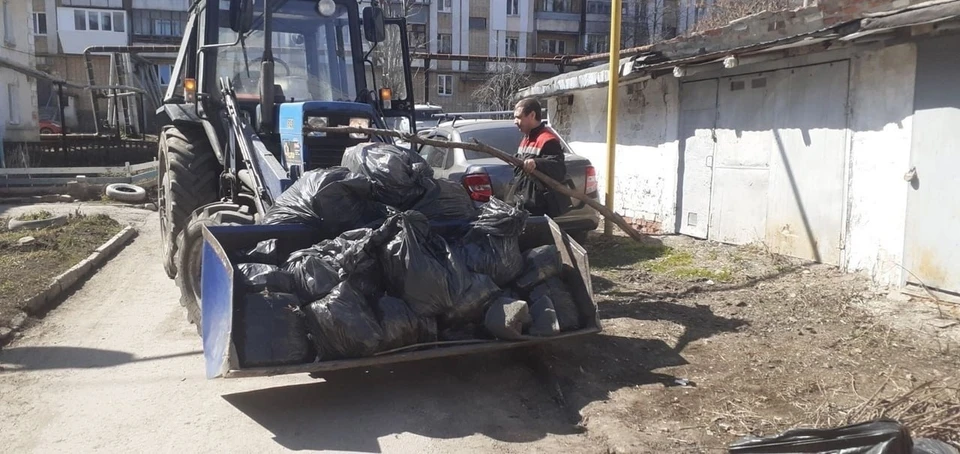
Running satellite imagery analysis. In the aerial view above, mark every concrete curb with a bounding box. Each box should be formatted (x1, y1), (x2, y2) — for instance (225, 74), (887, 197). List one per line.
(0, 226), (138, 345)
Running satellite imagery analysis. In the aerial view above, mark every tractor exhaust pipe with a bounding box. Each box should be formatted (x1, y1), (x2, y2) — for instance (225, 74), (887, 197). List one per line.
(258, 0), (275, 133)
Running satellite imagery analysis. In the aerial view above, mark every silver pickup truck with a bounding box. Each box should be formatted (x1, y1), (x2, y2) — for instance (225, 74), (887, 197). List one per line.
(418, 119), (600, 243)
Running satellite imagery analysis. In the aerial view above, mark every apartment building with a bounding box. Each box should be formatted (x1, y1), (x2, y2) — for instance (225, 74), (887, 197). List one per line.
(2, 0), (40, 144)
(30, 0), (187, 133)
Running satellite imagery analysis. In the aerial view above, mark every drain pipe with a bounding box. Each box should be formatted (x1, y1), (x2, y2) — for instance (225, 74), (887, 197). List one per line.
(83, 45), (181, 136)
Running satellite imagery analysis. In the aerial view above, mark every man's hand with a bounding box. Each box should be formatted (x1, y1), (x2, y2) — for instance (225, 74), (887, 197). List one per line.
(522, 158), (537, 173)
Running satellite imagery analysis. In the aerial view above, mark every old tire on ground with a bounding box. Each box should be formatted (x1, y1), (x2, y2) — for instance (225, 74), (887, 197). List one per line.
(7, 213), (69, 231)
(105, 183), (147, 203)
(158, 125), (220, 280)
(175, 203), (255, 336)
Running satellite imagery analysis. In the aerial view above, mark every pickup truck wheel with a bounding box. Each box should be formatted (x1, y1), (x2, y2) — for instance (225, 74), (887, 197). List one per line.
(175, 203), (255, 336)
(158, 126), (220, 280)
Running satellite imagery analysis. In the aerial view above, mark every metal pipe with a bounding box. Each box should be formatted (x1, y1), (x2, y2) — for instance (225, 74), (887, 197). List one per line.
(604, 0), (623, 237)
(569, 44), (655, 65)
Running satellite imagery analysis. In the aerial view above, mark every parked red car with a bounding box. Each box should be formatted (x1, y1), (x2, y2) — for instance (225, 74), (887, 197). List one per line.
(39, 119), (62, 134)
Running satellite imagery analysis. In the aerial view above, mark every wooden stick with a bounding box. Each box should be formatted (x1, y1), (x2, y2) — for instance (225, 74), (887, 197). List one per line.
(315, 125), (647, 243)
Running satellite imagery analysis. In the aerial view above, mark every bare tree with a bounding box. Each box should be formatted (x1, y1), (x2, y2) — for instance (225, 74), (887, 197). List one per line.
(369, 0), (429, 99)
(693, 0), (796, 32)
(472, 59), (532, 112)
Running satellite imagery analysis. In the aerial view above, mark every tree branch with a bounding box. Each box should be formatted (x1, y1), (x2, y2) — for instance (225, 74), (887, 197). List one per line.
(315, 125), (647, 243)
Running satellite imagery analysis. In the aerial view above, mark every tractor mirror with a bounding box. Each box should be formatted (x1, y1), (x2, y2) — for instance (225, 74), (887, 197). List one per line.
(362, 7), (386, 43)
(229, 0), (254, 34)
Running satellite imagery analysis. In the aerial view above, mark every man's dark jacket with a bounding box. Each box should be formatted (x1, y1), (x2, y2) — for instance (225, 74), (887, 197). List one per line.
(507, 122), (572, 217)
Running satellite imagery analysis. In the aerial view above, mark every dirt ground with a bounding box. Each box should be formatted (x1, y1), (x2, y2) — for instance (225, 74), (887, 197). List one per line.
(544, 231), (960, 452)
(0, 211), (121, 329)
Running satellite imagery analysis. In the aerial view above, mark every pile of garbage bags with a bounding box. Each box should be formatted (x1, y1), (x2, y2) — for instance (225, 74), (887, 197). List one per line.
(230, 143), (587, 367)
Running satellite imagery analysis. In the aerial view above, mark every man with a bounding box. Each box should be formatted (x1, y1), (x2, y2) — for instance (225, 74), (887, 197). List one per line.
(507, 98), (572, 217)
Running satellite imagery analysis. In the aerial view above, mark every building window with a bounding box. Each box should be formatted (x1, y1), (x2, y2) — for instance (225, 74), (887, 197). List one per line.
(586, 1), (611, 14)
(74, 10), (86, 30)
(33, 12), (47, 35)
(468, 17), (487, 30)
(133, 10), (186, 37)
(88, 10), (100, 30)
(154, 64), (174, 86)
(408, 24), (426, 51)
(438, 0), (452, 13)
(507, 0), (520, 16)
(7, 84), (20, 125)
(114, 12), (125, 32)
(438, 33), (452, 54)
(539, 39), (566, 55)
(540, 0), (573, 13)
(505, 37), (519, 57)
(585, 34), (608, 53)
(438, 75), (452, 96)
(3, 1), (14, 46)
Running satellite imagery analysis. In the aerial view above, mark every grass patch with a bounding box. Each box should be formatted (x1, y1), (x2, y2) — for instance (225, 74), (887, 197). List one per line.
(15, 210), (54, 221)
(586, 235), (670, 270)
(644, 249), (734, 282)
(0, 213), (121, 327)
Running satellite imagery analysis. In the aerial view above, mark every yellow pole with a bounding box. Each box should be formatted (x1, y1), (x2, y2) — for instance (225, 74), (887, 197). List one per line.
(604, 0), (622, 236)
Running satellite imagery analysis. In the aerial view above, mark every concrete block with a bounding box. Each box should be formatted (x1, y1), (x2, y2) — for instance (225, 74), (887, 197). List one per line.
(8, 311), (27, 330)
(24, 282), (60, 315)
(0, 327), (12, 343)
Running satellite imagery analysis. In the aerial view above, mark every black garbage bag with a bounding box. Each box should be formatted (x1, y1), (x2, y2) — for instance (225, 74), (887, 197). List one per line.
(527, 295), (561, 337)
(729, 419), (915, 454)
(438, 322), (486, 341)
(411, 179), (480, 222)
(484, 297), (532, 341)
(456, 197), (527, 286)
(236, 263), (297, 294)
(283, 247), (341, 302)
(440, 272), (501, 326)
(234, 292), (315, 367)
(284, 227), (388, 302)
(262, 167), (387, 238)
(380, 211), (467, 317)
(341, 142), (434, 210)
(234, 239), (279, 265)
(913, 438), (959, 454)
(514, 245), (562, 290)
(303, 281), (384, 360)
(374, 296), (438, 351)
(529, 276), (580, 331)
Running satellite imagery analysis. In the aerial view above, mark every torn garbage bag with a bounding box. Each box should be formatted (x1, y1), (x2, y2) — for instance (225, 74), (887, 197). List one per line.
(375, 296), (438, 351)
(341, 143), (434, 210)
(261, 167), (387, 238)
(303, 281), (384, 360)
(234, 292), (315, 367)
(456, 197), (527, 286)
(236, 263), (297, 294)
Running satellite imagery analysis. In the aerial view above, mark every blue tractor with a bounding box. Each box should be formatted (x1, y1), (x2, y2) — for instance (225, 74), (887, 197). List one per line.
(157, 0), (416, 329)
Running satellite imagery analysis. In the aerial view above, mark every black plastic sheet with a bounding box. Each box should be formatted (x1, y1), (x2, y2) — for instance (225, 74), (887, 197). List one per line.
(729, 419), (915, 453)
(303, 281), (384, 360)
(236, 263), (297, 294)
(514, 245), (562, 290)
(375, 296), (438, 351)
(234, 292), (315, 367)
(341, 143), (434, 210)
(456, 198), (527, 286)
(262, 167), (387, 238)
(529, 277), (580, 331)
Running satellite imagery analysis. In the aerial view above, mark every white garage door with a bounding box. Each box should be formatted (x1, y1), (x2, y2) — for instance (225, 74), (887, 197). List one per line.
(679, 61), (850, 264)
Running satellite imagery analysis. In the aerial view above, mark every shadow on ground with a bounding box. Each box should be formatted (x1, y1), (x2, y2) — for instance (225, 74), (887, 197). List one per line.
(0, 346), (200, 371)
(222, 334), (687, 453)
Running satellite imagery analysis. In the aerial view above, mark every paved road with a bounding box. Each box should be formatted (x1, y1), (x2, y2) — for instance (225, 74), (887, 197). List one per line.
(0, 204), (598, 453)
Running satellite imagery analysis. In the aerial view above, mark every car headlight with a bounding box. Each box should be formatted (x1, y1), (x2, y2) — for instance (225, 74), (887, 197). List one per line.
(349, 117), (370, 139)
(306, 116), (328, 130)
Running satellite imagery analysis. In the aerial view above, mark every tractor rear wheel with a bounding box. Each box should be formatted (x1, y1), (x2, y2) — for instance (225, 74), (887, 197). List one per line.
(158, 125), (221, 279)
(175, 203), (255, 335)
